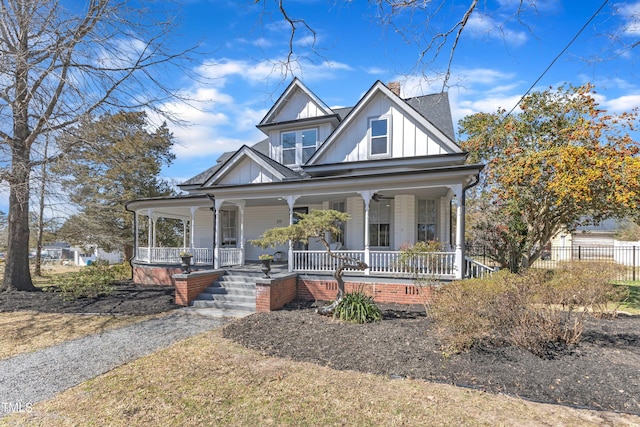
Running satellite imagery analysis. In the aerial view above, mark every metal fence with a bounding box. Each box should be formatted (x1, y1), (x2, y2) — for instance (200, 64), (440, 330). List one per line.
(467, 245), (640, 282)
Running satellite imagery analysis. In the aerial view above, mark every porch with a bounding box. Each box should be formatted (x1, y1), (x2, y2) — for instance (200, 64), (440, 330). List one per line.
(132, 246), (474, 279)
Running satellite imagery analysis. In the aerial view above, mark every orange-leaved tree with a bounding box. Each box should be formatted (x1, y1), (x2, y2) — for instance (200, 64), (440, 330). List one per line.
(459, 84), (640, 272)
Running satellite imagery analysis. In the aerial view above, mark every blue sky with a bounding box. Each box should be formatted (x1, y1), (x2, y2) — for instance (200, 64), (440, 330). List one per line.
(2, 0), (639, 214)
(156, 0), (640, 187)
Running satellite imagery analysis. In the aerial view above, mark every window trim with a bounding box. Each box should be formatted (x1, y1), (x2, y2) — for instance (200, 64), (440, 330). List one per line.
(368, 115), (391, 159)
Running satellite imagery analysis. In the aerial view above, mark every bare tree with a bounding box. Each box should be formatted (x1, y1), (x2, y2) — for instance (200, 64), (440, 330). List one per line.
(0, 0), (193, 292)
(267, 1), (639, 90)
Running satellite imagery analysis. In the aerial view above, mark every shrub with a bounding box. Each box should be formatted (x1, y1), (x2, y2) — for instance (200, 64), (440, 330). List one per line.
(398, 240), (446, 315)
(431, 264), (625, 356)
(52, 261), (126, 300)
(333, 291), (382, 323)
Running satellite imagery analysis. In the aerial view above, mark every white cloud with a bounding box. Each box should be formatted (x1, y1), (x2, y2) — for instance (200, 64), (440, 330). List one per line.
(603, 94), (640, 112)
(364, 66), (388, 75)
(618, 2), (640, 35)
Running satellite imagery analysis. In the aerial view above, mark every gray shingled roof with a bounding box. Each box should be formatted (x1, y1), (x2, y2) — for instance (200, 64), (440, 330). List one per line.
(405, 92), (456, 141)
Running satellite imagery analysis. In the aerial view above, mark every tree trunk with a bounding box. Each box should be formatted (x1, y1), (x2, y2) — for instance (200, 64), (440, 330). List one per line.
(317, 257), (367, 316)
(2, 17), (35, 292)
(2, 168), (35, 292)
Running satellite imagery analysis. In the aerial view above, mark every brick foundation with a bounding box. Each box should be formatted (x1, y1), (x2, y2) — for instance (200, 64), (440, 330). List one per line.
(297, 277), (433, 305)
(133, 263), (182, 286)
(173, 270), (224, 306)
(255, 273), (298, 312)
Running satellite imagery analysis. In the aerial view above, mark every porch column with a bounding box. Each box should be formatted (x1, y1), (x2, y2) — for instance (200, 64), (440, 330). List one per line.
(286, 195), (300, 273)
(190, 207), (197, 251)
(182, 219), (187, 249)
(453, 185), (465, 280)
(134, 210), (139, 261)
(359, 190), (376, 275)
(146, 208), (153, 262)
(238, 201), (246, 265)
(152, 217), (158, 248)
(214, 199), (224, 269)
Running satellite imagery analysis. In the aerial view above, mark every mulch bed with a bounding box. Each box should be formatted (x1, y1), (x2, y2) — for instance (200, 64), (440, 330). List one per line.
(0, 281), (179, 315)
(2, 284), (639, 415)
(222, 300), (640, 415)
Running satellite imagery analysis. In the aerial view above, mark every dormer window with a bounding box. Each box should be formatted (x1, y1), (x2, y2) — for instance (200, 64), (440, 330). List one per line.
(369, 116), (391, 157)
(281, 128), (318, 166)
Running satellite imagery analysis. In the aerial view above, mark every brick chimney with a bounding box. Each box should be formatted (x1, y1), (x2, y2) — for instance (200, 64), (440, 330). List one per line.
(387, 81), (401, 96)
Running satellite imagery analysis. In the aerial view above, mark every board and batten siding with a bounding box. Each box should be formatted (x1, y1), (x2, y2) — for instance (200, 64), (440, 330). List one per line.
(217, 156), (277, 186)
(317, 92), (450, 164)
(193, 208), (214, 249)
(272, 87), (327, 122)
(243, 203), (325, 260)
(394, 195), (415, 248)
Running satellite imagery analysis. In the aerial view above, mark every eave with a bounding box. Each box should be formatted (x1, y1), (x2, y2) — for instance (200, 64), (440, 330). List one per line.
(302, 152), (469, 177)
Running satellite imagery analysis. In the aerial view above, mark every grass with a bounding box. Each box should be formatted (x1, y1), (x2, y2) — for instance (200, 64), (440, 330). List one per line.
(614, 281), (640, 314)
(0, 312), (158, 360)
(3, 329), (640, 426)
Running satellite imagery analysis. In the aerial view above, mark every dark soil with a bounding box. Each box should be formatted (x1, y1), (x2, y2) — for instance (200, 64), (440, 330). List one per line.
(223, 300), (640, 415)
(0, 282), (179, 315)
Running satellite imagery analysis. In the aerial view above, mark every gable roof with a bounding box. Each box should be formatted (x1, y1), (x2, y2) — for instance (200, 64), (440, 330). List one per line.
(201, 145), (303, 188)
(306, 80), (461, 165)
(258, 78), (334, 126)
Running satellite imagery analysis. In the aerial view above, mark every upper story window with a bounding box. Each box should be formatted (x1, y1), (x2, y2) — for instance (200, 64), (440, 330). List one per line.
(281, 128), (318, 166)
(369, 116), (391, 157)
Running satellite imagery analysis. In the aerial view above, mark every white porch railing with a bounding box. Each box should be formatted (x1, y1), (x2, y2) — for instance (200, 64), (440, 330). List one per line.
(219, 248), (242, 267)
(292, 250), (456, 278)
(136, 247), (461, 278)
(369, 250), (455, 277)
(135, 247), (213, 265)
(293, 250), (366, 272)
(465, 257), (496, 279)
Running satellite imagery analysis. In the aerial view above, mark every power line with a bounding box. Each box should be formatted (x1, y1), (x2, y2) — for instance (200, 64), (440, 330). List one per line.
(505, 0), (610, 118)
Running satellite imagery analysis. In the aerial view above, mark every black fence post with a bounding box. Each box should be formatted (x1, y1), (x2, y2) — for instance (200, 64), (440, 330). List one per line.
(634, 245), (637, 282)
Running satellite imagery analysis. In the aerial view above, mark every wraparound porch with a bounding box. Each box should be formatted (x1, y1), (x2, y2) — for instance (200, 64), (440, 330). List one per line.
(132, 247), (493, 279)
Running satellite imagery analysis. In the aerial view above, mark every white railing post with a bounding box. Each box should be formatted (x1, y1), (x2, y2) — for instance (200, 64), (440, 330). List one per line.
(359, 190), (375, 276)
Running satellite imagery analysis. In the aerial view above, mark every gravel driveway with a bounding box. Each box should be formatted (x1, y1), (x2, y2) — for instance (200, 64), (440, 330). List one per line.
(0, 310), (231, 417)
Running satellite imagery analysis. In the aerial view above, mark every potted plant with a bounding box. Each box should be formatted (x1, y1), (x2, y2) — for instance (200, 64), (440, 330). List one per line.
(179, 250), (193, 274)
(258, 254), (273, 278)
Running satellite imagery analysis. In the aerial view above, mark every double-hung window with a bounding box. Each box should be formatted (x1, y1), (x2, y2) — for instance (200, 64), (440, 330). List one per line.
(281, 128), (318, 166)
(417, 199), (436, 242)
(369, 200), (391, 247)
(369, 116), (390, 157)
(220, 209), (237, 246)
